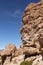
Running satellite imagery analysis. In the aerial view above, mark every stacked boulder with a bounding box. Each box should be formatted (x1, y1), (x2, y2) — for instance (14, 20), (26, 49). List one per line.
(0, 44), (17, 65)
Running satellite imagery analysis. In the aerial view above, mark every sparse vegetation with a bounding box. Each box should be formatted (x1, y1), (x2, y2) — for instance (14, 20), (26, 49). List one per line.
(20, 60), (33, 65)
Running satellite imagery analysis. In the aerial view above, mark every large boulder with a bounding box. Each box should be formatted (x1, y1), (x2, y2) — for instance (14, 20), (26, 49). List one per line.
(23, 47), (40, 55)
(9, 55), (25, 65)
(15, 47), (40, 56)
(32, 55), (42, 65)
(1, 44), (16, 57)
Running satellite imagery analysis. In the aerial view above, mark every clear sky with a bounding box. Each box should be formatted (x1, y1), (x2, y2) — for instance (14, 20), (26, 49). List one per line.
(0, 0), (40, 49)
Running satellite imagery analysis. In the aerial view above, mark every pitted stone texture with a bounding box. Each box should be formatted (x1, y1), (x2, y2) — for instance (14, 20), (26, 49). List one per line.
(20, 0), (43, 52)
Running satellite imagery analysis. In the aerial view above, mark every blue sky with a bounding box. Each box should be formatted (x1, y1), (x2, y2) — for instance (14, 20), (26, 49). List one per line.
(0, 0), (40, 49)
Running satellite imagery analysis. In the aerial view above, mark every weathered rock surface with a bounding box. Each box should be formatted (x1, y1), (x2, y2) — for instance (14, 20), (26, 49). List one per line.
(3, 56), (11, 65)
(11, 55), (25, 65)
(20, 0), (43, 54)
(0, 0), (43, 65)
(1, 44), (16, 57)
(32, 55), (42, 65)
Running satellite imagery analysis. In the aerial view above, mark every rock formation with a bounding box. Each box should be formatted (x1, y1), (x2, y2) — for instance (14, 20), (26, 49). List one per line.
(20, 0), (43, 54)
(0, 0), (43, 65)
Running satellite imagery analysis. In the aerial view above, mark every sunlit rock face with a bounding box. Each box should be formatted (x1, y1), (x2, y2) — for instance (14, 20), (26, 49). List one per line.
(0, 0), (43, 65)
(20, 0), (43, 50)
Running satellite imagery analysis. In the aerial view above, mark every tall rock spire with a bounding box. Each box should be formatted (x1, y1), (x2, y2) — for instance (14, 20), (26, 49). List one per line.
(20, 0), (43, 54)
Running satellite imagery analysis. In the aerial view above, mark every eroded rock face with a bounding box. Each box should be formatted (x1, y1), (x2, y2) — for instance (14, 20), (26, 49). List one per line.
(0, 0), (43, 65)
(20, 0), (43, 52)
(1, 44), (17, 65)
(1, 44), (16, 57)
(11, 55), (25, 65)
(32, 55), (42, 65)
